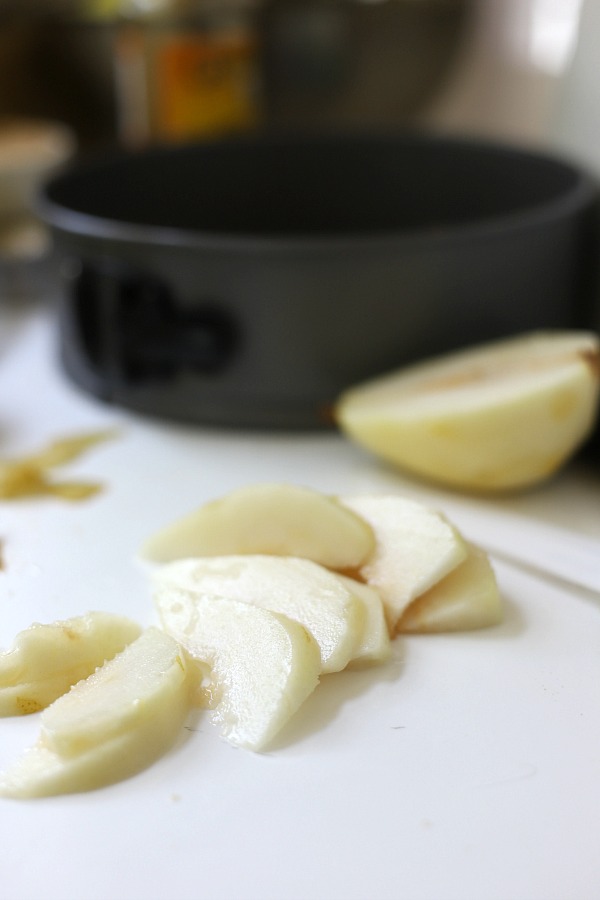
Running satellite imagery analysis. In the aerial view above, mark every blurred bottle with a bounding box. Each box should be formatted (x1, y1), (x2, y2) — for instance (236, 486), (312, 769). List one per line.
(86, 0), (262, 146)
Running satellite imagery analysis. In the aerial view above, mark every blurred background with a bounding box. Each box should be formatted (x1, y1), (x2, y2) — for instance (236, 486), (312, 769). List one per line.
(1, 0), (599, 433)
(1, 0), (600, 300)
(0, 0), (596, 158)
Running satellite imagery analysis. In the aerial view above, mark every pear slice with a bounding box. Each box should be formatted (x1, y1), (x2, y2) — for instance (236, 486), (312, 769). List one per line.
(0, 611), (142, 716)
(335, 331), (600, 491)
(153, 555), (369, 674)
(397, 543), (502, 633)
(156, 590), (321, 751)
(335, 576), (391, 667)
(339, 495), (468, 630)
(0, 628), (194, 798)
(141, 482), (375, 569)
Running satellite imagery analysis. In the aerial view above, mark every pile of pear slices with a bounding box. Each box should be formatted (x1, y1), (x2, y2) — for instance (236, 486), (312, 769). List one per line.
(0, 484), (502, 799)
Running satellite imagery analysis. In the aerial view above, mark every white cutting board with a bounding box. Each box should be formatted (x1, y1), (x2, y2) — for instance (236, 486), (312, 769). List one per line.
(1, 307), (600, 900)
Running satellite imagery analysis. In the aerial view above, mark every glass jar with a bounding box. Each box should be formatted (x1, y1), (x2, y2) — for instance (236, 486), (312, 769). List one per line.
(103, 0), (262, 145)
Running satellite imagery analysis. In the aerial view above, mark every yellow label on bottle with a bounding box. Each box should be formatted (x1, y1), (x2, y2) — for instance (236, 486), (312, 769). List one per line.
(154, 32), (260, 138)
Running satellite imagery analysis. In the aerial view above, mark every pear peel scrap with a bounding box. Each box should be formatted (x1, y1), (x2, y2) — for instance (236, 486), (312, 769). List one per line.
(0, 429), (118, 501)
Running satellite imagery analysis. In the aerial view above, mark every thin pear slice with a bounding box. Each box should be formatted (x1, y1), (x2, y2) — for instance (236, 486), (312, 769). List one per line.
(0, 612), (142, 716)
(0, 628), (194, 798)
(340, 495), (468, 630)
(397, 543), (502, 633)
(335, 576), (391, 667)
(157, 590), (321, 751)
(335, 331), (600, 491)
(141, 482), (375, 569)
(153, 555), (366, 674)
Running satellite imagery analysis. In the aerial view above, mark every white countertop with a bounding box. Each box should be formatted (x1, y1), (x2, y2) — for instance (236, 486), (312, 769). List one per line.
(1, 296), (599, 900)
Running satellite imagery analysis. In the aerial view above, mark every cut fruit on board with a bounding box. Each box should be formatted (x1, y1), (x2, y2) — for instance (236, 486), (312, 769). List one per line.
(339, 494), (469, 630)
(156, 592), (322, 751)
(152, 554), (384, 674)
(141, 482), (375, 569)
(335, 331), (600, 491)
(0, 628), (194, 798)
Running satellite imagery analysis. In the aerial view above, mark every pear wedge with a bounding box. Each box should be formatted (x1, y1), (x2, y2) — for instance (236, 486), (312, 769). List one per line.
(153, 555), (373, 673)
(340, 495), (468, 630)
(141, 482), (374, 569)
(0, 628), (194, 798)
(156, 590), (321, 751)
(0, 612), (142, 716)
(335, 575), (391, 667)
(397, 543), (502, 633)
(335, 331), (600, 491)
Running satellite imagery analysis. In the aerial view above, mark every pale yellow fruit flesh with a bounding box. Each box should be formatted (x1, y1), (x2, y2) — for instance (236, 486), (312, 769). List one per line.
(335, 331), (600, 491)
(157, 590), (321, 751)
(0, 628), (194, 798)
(340, 495), (469, 630)
(397, 543), (502, 633)
(42, 627), (191, 757)
(141, 482), (375, 569)
(335, 575), (391, 667)
(0, 611), (142, 715)
(153, 555), (367, 674)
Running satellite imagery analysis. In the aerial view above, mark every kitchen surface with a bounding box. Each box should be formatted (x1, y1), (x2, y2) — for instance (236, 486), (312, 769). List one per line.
(1, 2), (600, 899)
(0, 288), (599, 900)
